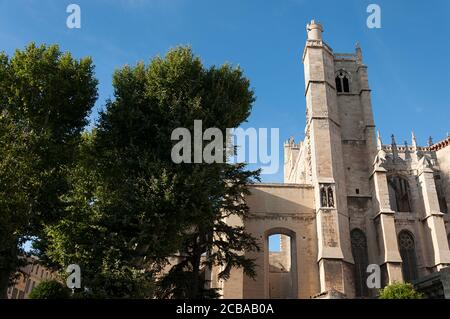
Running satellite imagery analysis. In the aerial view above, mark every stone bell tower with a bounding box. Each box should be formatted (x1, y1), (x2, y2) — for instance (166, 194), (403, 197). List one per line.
(302, 20), (354, 295)
(217, 19), (450, 299)
(302, 17), (392, 297)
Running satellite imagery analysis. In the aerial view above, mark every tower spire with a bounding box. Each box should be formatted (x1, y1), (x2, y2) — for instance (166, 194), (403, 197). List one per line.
(355, 42), (363, 64)
(377, 130), (382, 150)
(391, 134), (397, 146)
(411, 131), (417, 151)
(306, 19), (323, 40)
(404, 140), (411, 159)
(391, 134), (398, 158)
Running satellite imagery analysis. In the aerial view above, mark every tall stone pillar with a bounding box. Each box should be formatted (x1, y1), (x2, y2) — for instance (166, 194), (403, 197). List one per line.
(417, 158), (450, 271)
(370, 155), (403, 284)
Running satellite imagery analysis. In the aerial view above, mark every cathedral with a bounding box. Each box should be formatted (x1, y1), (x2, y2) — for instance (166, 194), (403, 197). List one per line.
(208, 20), (450, 298)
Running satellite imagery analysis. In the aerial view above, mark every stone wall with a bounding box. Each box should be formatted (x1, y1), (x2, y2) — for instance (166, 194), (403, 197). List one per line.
(221, 183), (319, 299)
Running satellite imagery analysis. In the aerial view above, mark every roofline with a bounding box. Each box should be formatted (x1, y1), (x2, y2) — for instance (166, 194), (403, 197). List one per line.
(248, 182), (313, 189)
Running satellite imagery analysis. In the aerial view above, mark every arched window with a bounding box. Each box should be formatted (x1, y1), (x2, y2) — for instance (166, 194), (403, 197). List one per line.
(335, 76), (342, 92)
(388, 175), (412, 212)
(398, 231), (418, 282)
(327, 186), (334, 207)
(335, 71), (350, 93)
(351, 229), (369, 297)
(343, 76), (350, 93)
(320, 184), (335, 208)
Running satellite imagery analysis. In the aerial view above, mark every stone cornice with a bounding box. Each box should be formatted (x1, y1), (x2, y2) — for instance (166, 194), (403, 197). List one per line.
(421, 211), (445, 222)
(302, 39), (334, 62)
(304, 79), (335, 96)
(373, 209), (396, 220)
(308, 116), (341, 129)
(356, 64), (368, 72)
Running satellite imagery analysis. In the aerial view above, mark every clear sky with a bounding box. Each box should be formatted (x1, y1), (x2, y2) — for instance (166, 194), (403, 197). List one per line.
(1, 0), (449, 184)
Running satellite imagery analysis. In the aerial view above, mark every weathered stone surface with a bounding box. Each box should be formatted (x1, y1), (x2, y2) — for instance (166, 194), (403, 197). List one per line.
(212, 20), (450, 299)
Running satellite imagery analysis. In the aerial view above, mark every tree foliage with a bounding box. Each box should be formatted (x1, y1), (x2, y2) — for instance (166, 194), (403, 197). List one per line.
(40, 46), (260, 298)
(379, 282), (424, 299)
(28, 280), (71, 299)
(0, 43), (98, 297)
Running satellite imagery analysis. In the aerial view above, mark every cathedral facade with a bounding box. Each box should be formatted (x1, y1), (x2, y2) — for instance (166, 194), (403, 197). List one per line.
(210, 20), (450, 299)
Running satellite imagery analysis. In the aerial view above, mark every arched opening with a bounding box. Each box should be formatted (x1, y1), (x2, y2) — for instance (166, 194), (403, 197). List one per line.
(343, 76), (350, 93)
(447, 233), (450, 250)
(266, 230), (297, 299)
(335, 76), (342, 93)
(398, 230), (418, 282)
(350, 229), (369, 297)
(335, 71), (350, 93)
(388, 175), (412, 212)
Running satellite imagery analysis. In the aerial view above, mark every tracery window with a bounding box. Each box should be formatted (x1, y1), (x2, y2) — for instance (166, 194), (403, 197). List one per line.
(398, 231), (418, 283)
(320, 184), (335, 208)
(351, 229), (369, 297)
(388, 175), (412, 212)
(335, 71), (350, 93)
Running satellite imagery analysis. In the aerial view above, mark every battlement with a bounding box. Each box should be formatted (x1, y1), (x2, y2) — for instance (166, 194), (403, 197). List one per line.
(334, 53), (357, 61)
(380, 135), (450, 153)
(430, 136), (450, 152)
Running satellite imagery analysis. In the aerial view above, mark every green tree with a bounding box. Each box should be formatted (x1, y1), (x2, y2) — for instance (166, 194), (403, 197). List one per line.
(0, 43), (98, 297)
(28, 280), (71, 299)
(42, 132), (156, 298)
(379, 282), (424, 299)
(42, 46), (260, 298)
(98, 47), (260, 299)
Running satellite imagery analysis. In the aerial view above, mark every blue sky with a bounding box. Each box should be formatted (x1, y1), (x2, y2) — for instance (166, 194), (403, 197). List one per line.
(1, 0), (449, 184)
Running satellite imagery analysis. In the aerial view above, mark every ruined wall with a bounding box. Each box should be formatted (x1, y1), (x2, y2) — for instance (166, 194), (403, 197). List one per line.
(221, 184), (319, 299)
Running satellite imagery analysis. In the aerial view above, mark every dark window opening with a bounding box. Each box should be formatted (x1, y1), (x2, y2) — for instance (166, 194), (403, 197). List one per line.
(351, 229), (369, 297)
(388, 176), (412, 212)
(335, 72), (350, 93)
(434, 175), (448, 214)
(398, 231), (418, 283)
(343, 76), (350, 92)
(320, 184), (335, 208)
(356, 189), (360, 195)
(335, 76), (342, 92)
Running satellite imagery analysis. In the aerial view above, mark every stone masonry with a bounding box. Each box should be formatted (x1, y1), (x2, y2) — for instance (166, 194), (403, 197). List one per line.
(208, 20), (450, 299)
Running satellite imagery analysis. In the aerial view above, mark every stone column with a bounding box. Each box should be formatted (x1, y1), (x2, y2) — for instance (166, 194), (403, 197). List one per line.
(371, 164), (403, 284)
(418, 159), (450, 271)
